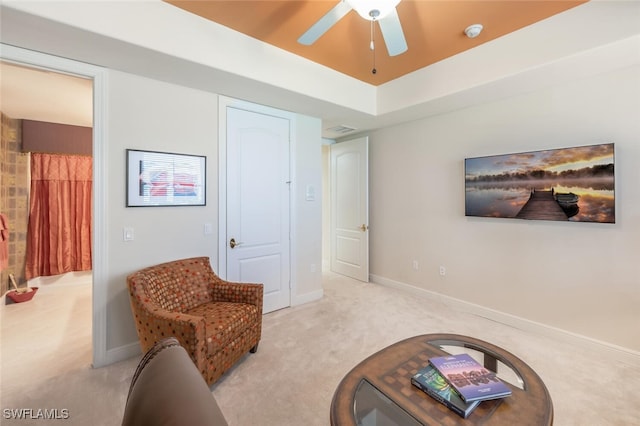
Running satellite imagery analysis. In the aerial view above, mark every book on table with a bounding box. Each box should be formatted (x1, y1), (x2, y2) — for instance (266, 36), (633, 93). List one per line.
(429, 353), (512, 403)
(411, 365), (480, 419)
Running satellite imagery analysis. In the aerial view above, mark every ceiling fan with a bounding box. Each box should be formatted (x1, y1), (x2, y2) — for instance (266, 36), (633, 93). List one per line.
(298, 0), (408, 57)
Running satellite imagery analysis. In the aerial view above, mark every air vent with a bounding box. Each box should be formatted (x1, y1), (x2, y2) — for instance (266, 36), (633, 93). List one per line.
(326, 125), (357, 134)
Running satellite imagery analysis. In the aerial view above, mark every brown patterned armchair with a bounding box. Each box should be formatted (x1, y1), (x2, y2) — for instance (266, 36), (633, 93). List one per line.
(127, 257), (263, 386)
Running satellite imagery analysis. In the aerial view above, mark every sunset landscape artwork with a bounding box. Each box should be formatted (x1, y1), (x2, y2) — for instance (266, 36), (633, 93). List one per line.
(465, 143), (615, 223)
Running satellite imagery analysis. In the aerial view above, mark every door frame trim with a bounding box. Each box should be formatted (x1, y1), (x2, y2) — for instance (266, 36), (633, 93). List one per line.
(217, 96), (295, 311)
(1, 44), (109, 367)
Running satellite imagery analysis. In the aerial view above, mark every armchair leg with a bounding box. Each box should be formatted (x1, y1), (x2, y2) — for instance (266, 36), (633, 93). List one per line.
(250, 344), (259, 353)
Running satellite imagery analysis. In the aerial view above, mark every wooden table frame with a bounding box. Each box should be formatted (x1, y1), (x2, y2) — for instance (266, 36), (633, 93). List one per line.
(330, 334), (553, 425)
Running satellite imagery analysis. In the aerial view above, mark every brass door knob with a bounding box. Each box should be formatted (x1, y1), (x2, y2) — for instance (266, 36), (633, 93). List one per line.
(229, 238), (241, 249)
(360, 224), (369, 232)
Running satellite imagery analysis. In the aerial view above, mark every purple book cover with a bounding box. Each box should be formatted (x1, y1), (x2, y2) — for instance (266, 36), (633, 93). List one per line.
(429, 353), (512, 403)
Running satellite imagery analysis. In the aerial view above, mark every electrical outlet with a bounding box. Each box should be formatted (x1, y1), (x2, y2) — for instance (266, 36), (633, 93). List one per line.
(439, 266), (446, 276)
(412, 260), (419, 271)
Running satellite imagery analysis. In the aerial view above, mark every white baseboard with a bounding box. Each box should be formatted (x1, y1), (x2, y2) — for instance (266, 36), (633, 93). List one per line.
(100, 289), (325, 367)
(100, 275), (639, 369)
(292, 288), (324, 307)
(370, 273), (640, 368)
(97, 341), (141, 368)
(28, 271), (92, 290)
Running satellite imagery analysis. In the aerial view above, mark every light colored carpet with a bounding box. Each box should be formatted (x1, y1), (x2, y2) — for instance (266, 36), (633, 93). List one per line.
(1, 271), (639, 425)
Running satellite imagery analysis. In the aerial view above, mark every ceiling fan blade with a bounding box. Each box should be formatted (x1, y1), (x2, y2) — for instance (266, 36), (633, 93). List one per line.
(378, 8), (408, 56)
(298, 1), (353, 45)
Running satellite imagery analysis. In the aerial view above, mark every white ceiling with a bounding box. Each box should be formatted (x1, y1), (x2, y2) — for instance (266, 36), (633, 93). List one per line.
(0, 1), (638, 139)
(0, 61), (93, 127)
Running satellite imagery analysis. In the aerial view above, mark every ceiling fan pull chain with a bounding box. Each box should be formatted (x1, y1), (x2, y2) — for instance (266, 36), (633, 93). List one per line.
(371, 19), (377, 74)
(370, 18), (375, 50)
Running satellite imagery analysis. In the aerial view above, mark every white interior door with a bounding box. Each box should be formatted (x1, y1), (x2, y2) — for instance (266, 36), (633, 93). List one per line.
(226, 106), (291, 313)
(330, 137), (369, 282)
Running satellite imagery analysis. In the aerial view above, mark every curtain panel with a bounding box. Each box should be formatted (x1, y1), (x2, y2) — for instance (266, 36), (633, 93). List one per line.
(25, 153), (92, 280)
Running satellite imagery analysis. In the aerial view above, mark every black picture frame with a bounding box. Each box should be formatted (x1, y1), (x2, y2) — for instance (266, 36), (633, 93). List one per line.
(126, 149), (206, 207)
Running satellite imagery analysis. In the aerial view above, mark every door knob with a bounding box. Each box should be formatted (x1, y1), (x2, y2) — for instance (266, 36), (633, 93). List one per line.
(229, 238), (242, 249)
(360, 224), (368, 232)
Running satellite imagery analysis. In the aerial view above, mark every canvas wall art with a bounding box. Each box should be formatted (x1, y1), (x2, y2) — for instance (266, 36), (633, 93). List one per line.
(465, 143), (615, 223)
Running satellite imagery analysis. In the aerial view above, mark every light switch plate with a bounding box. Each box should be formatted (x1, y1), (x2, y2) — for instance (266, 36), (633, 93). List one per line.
(204, 223), (213, 235)
(123, 227), (134, 241)
(305, 184), (316, 201)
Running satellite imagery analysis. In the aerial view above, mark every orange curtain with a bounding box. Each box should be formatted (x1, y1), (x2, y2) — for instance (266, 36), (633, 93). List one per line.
(25, 153), (92, 280)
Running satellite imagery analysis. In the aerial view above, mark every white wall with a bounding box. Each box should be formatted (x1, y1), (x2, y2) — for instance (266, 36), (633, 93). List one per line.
(368, 63), (640, 353)
(2, 0), (636, 362)
(322, 145), (331, 270)
(104, 70), (323, 357)
(292, 114), (323, 304)
(105, 70), (220, 351)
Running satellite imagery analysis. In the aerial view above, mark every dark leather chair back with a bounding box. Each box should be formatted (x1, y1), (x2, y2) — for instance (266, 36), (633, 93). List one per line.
(122, 337), (228, 426)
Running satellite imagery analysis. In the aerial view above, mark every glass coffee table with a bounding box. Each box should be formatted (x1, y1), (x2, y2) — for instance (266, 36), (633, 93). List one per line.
(330, 334), (553, 425)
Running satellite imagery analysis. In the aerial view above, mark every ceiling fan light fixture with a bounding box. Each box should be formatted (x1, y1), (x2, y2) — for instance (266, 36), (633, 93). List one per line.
(464, 24), (483, 39)
(347, 0), (401, 21)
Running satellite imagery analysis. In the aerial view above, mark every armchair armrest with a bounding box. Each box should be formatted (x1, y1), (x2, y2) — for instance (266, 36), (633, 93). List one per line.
(128, 293), (207, 365)
(209, 279), (263, 311)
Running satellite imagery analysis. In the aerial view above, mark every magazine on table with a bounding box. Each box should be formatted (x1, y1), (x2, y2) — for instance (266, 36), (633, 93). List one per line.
(429, 353), (512, 403)
(411, 364), (480, 418)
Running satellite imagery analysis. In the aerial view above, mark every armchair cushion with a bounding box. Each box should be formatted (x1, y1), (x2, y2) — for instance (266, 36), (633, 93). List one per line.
(185, 301), (260, 354)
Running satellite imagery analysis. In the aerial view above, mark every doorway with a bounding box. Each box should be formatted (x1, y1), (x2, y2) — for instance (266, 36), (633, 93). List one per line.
(0, 44), (108, 367)
(329, 136), (370, 282)
(0, 61), (93, 389)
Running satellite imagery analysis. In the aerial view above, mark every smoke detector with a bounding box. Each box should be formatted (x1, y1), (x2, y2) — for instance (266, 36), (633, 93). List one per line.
(464, 24), (483, 39)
